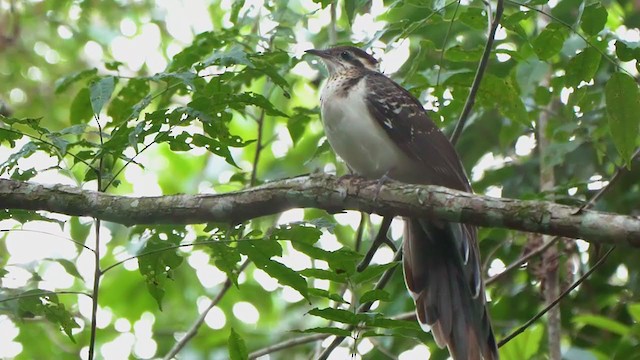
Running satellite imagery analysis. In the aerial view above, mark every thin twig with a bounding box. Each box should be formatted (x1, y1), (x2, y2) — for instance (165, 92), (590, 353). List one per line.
(249, 333), (328, 359)
(88, 114), (105, 360)
(163, 260), (250, 360)
(357, 217), (394, 272)
(497, 247), (614, 347)
(485, 235), (561, 286)
(328, 2), (337, 45)
(436, 0), (462, 86)
(250, 109), (266, 187)
(450, 0), (504, 145)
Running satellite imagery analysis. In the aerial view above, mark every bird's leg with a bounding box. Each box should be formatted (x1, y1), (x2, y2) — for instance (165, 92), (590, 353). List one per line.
(372, 169), (394, 201)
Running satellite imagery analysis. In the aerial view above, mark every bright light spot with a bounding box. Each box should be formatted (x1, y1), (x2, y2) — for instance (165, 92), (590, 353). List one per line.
(560, 87), (574, 105)
(277, 243), (312, 271)
(485, 185), (503, 198)
(371, 246), (394, 265)
(100, 333), (135, 360)
(399, 344), (431, 360)
(343, 289), (353, 304)
(495, 25), (507, 40)
(334, 211), (362, 229)
(120, 18), (137, 37)
(9, 88), (26, 103)
(357, 338), (374, 354)
(0, 316), (22, 358)
(124, 165), (162, 196)
(204, 306), (226, 329)
(57, 25), (73, 39)
(278, 208), (305, 224)
(488, 258), (506, 277)
(133, 337), (157, 359)
(587, 174), (609, 190)
(41, 261), (76, 290)
(471, 152), (510, 182)
(496, 43), (515, 62)
(83, 41), (104, 64)
(188, 250), (210, 268)
(233, 302), (260, 324)
(319, 230), (342, 251)
(380, 41), (410, 75)
(351, 12), (385, 43)
(27, 66), (43, 81)
(390, 217), (404, 240)
(576, 239), (589, 252)
(609, 264), (630, 286)
(1, 266), (32, 288)
(314, 278), (330, 290)
(254, 268), (279, 291)
(115, 318), (132, 332)
(282, 286), (305, 303)
(270, 125), (294, 159)
(5, 222), (78, 263)
(568, 187), (578, 196)
(326, 346), (356, 360)
(196, 264), (227, 288)
(515, 134), (536, 156)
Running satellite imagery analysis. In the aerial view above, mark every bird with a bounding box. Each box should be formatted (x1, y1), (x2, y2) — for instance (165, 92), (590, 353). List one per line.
(306, 45), (498, 360)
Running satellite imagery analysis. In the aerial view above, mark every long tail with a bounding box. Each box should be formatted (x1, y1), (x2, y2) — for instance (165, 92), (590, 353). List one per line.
(403, 218), (498, 360)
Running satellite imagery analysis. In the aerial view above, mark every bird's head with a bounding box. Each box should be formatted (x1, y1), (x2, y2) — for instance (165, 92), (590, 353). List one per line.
(306, 46), (378, 76)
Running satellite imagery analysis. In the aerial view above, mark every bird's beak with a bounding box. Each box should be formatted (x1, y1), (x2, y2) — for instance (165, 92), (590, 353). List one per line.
(305, 48), (330, 59)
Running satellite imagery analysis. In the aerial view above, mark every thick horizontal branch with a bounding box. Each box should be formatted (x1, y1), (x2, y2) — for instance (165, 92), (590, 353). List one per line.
(1, 175), (638, 246)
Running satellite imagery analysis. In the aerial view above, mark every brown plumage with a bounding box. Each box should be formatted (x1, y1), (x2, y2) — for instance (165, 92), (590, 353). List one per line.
(307, 46), (498, 359)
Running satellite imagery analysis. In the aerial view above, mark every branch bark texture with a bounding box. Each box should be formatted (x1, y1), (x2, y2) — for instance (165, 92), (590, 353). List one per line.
(1, 176), (639, 246)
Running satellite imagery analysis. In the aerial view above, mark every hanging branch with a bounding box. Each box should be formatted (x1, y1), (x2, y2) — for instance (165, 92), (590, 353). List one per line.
(449, 0), (504, 145)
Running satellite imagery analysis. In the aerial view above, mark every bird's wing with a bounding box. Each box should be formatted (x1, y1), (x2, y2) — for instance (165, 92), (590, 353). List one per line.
(364, 71), (498, 359)
(363, 71), (471, 191)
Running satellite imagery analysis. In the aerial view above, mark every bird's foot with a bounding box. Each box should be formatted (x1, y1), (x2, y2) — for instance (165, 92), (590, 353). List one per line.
(373, 172), (392, 201)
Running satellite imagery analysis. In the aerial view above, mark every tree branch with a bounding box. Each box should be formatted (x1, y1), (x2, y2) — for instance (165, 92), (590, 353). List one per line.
(1, 175), (639, 246)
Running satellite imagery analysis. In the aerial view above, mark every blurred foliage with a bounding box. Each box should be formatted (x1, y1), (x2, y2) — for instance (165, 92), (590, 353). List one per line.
(0, 0), (640, 359)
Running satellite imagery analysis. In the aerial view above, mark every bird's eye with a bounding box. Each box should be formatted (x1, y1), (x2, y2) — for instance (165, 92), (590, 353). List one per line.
(340, 51), (351, 60)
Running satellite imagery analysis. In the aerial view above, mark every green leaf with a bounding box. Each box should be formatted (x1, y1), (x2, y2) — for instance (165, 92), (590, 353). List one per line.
(533, 23), (567, 60)
(345, 0), (368, 25)
(237, 241), (308, 298)
(295, 327), (352, 337)
(307, 288), (347, 303)
(360, 289), (390, 303)
(499, 324), (543, 360)
(89, 76), (117, 114)
(307, 307), (358, 325)
(107, 78), (150, 125)
(228, 328), (248, 360)
(444, 45), (484, 62)
(605, 72), (640, 165)
(565, 47), (601, 87)
(47, 258), (83, 280)
(615, 40), (640, 62)
(272, 224), (322, 245)
(299, 268), (348, 283)
(581, 3), (608, 36)
(137, 237), (184, 310)
(352, 263), (398, 284)
(573, 314), (630, 336)
(628, 303), (640, 322)
(202, 45), (252, 68)
(479, 74), (529, 126)
(70, 88), (93, 124)
(459, 7), (487, 30)
(55, 68), (98, 94)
